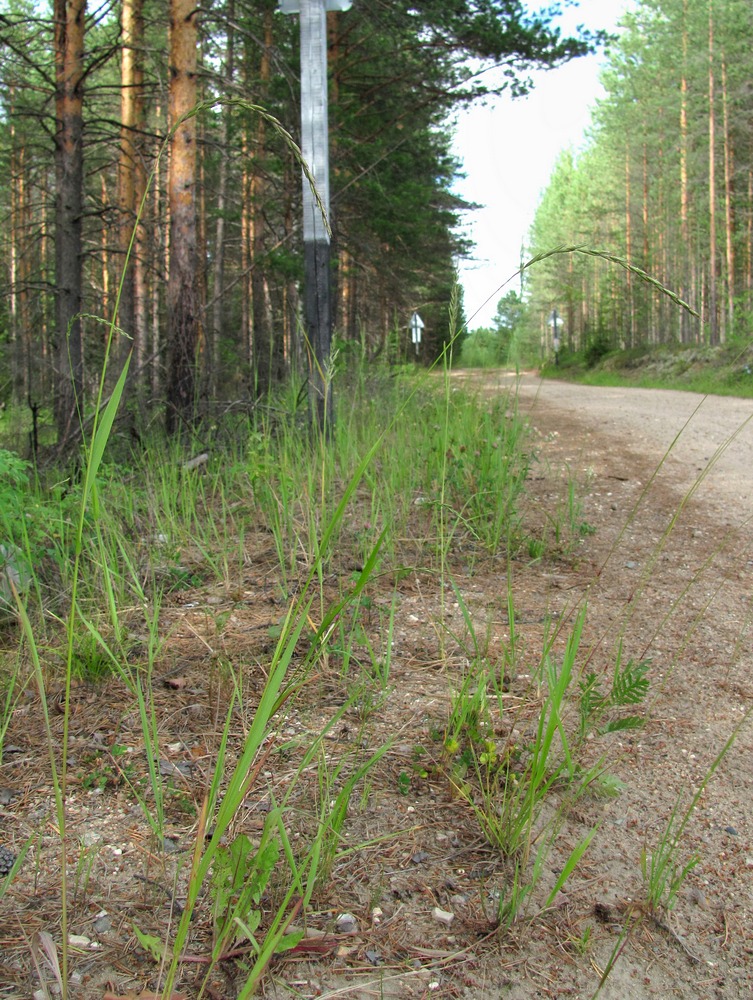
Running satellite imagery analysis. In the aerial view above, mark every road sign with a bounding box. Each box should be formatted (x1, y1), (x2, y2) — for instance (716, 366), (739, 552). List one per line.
(278, 1), (351, 11)
(410, 313), (424, 343)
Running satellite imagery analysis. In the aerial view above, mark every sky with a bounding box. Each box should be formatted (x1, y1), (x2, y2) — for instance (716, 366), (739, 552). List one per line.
(452, 0), (635, 329)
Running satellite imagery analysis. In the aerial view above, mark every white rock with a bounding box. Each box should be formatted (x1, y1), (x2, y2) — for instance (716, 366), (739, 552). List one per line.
(335, 912), (359, 934)
(431, 906), (454, 927)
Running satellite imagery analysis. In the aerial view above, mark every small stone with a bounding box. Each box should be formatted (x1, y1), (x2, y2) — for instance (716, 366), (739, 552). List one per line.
(725, 826), (738, 836)
(93, 914), (111, 935)
(335, 912), (359, 934)
(371, 907), (383, 925)
(80, 830), (103, 848)
(158, 758), (192, 778)
(69, 934), (100, 949)
(432, 906), (454, 927)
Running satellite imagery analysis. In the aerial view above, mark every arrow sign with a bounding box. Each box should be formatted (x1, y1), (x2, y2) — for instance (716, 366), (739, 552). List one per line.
(410, 312), (424, 345)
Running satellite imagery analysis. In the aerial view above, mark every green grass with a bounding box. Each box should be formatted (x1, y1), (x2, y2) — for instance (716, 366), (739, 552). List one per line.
(3, 248), (753, 995)
(0, 344), (542, 997)
(540, 339), (753, 398)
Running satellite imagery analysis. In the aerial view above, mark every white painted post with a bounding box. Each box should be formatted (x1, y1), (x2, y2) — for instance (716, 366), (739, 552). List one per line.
(279, 0), (351, 434)
(410, 312), (424, 356)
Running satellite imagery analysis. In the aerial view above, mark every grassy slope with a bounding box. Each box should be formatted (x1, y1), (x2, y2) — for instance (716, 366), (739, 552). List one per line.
(538, 340), (753, 398)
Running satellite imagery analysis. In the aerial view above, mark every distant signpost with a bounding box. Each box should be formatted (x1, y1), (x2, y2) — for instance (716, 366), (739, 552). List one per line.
(278, 0), (352, 432)
(410, 312), (424, 356)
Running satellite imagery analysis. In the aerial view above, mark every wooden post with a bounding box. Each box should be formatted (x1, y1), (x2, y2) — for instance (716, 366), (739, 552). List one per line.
(280, 0), (350, 434)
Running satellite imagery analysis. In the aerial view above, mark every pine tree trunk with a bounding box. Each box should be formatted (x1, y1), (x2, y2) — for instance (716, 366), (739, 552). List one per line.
(251, 9), (277, 394)
(642, 138), (652, 341)
(54, 0), (86, 446)
(210, 0), (234, 399)
(625, 142), (635, 348)
(747, 170), (753, 303)
(679, 0), (691, 343)
(165, 0), (199, 434)
(240, 129), (251, 372)
(707, 0), (719, 345)
(117, 0), (145, 379)
(100, 174), (110, 323)
(151, 105), (164, 399)
(8, 85), (26, 404)
(721, 54), (735, 336)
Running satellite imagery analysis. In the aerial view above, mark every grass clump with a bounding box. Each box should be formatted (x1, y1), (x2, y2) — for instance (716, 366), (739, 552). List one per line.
(0, 346), (541, 997)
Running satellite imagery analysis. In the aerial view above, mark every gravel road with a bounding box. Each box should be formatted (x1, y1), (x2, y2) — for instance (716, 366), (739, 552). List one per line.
(457, 370), (753, 522)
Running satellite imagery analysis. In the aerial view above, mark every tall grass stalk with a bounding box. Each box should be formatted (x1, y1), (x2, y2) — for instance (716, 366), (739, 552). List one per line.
(642, 709), (751, 914)
(13, 330), (133, 995)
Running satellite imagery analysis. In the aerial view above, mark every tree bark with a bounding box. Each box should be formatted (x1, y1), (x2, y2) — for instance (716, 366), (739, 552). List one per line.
(165, 0), (199, 435)
(8, 84), (28, 405)
(251, 8), (280, 395)
(707, 0), (719, 345)
(117, 0), (145, 375)
(54, 0), (86, 446)
(679, 0), (692, 343)
(210, 0), (234, 399)
(624, 142), (635, 348)
(721, 53), (735, 336)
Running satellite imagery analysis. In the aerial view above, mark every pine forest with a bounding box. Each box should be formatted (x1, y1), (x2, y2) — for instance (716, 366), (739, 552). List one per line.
(524, 0), (753, 360)
(0, 0), (593, 445)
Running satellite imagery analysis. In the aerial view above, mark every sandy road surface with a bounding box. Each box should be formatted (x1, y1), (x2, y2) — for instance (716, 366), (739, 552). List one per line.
(456, 370), (753, 523)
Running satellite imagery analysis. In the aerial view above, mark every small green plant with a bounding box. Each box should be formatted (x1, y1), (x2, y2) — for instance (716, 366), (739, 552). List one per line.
(433, 393), (530, 556)
(579, 645), (650, 740)
(641, 807), (700, 917)
(0, 836), (34, 904)
(209, 830), (281, 965)
(527, 535), (546, 561)
(532, 466), (595, 557)
(444, 607), (622, 928)
(0, 449), (34, 617)
(69, 627), (122, 681)
(641, 716), (749, 915)
(566, 922), (593, 955)
(79, 743), (133, 791)
(0, 448), (31, 538)
(71, 843), (98, 908)
(452, 610), (584, 858)
(396, 770), (411, 795)
(495, 822), (599, 929)
(444, 663), (492, 771)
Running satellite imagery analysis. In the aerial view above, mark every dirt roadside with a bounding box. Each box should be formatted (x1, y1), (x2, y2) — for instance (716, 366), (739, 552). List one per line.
(1, 372), (752, 1000)
(268, 371), (753, 1000)
(449, 370), (753, 999)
